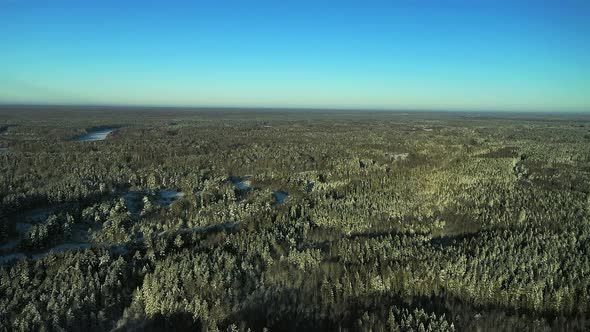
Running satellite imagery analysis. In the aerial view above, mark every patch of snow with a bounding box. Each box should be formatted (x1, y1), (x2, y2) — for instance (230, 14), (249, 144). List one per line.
(393, 153), (409, 161)
(157, 190), (184, 206)
(231, 177), (252, 191)
(32, 243), (91, 260)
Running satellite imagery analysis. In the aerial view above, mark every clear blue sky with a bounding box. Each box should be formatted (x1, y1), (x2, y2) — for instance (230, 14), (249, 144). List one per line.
(1, 0), (589, 111)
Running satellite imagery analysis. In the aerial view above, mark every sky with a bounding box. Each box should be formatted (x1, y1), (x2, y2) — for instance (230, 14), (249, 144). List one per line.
(0, 0), (589, 112)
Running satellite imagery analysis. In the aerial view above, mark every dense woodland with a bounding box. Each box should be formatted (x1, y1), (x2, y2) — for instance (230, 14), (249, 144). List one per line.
(1, 106), (590, 331)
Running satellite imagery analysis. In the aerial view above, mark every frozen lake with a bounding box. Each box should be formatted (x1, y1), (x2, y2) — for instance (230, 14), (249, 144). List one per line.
(75, 128), (117, 142)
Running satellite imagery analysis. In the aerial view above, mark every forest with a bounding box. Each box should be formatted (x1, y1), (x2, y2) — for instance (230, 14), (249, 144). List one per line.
(1, 106), (590, 331)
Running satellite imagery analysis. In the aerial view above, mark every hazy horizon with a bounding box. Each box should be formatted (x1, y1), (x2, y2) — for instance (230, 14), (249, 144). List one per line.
(1, 102), (589, 115)
(1, 0), (589, 112)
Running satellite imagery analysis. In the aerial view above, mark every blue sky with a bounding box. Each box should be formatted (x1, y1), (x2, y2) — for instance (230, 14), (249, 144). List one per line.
(1, 0), (589, 111)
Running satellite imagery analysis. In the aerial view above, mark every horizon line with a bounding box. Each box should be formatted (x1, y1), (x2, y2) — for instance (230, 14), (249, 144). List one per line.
(0, 102), (588, 115)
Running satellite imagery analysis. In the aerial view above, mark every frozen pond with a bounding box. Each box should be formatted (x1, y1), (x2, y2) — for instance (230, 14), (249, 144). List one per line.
(273, 191), (289, 205)
(75, 127), (117, 142)
(231, 177), (252, 191)
(157, 190), (184, 206)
